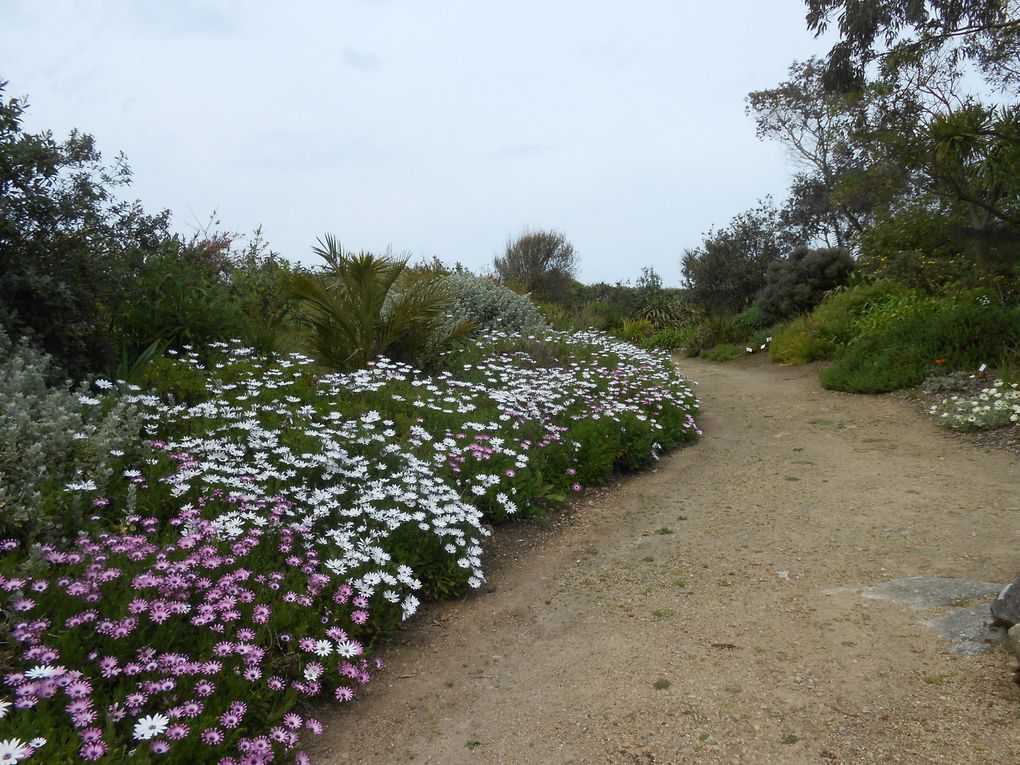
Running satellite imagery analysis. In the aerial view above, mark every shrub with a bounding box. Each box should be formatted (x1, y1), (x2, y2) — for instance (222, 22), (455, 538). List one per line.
(755, 246), (854, 323)
(734, 305), (767, 334)
(494, 229), (578, 303)
(620, 318), (656, 344)
(681, 200), (793, 315)
(639, 297), (698, 329)
(643, 325), (696, 351)
(0, 80), (170, 379)
(850, 289), (946, 337)
(0, 329), (144, 544)
(683, 315), (746, 357)
(920, 370), (973, 395)
(443, 271), (547, 334)
(857, 204), (1020, 299)
(229, 229), (300, 354)
(701, 343), (742, 362)
(113, 235), (248, 355)
(820, 297), (1020, 393)
(537, 301), (571, 330)
(768, 280), (911, 364)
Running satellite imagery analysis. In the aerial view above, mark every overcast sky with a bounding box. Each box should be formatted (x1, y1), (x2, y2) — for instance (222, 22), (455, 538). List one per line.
(2, 0), (837, 285)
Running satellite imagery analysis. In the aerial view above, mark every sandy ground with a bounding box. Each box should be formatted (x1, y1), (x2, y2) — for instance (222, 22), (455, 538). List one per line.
(310, 355), (1020, 764)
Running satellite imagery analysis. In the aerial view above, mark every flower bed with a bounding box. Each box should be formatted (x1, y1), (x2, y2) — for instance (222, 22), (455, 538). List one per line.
(929, 377), (1020, 432)
(0, 331), (699, 763)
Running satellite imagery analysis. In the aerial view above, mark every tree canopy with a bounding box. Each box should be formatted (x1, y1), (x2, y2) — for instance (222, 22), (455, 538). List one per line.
(805, 0), (1020, 91)
(494, 229), (578, 303)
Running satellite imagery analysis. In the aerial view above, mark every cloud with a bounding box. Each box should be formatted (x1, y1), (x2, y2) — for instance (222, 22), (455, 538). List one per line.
(491, 144), (562, 159)
(117, 1), (239, 38)
(341, 48), (384, 72)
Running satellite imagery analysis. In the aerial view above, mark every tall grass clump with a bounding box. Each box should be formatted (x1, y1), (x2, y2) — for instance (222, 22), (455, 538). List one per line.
(769, 280), (913, 364)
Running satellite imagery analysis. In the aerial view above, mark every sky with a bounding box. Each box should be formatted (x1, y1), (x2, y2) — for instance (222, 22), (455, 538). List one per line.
(1, 0), (838, 285)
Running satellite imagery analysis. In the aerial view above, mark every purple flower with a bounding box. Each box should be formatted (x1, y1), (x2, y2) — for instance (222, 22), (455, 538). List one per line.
(201, 728), (225, 745)
(150, 739), (170, 755)
(80, 741), (107, 760)
(335, 686), (354, 701)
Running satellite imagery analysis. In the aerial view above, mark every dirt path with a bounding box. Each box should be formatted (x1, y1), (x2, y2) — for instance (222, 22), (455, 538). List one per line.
(311, 355), (1020, 764)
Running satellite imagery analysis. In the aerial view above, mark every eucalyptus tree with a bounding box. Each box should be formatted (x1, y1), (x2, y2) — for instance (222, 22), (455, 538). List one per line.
(805, 0), (1020, 92)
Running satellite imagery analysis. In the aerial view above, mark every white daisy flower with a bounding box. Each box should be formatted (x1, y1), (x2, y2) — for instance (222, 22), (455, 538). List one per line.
(133, 713), (170, 741)
(0, 739), (29, 764)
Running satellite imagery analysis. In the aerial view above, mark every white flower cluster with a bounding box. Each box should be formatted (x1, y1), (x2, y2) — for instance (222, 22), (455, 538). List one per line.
(123, 346), (487, 619)
(929, 378), (1020, 432)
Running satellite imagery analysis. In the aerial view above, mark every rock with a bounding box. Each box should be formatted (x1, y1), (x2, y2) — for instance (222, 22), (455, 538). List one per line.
(924, 606), (1005, 656)
(990, 574), (1020, 627)
(1007, 624), (1020, 658)
(861, 576), (1000, 610)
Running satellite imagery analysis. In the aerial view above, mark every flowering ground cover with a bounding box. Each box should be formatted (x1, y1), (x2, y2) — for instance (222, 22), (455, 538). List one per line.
(929, 377), (1020, 431)
(0, 331), (699, 763)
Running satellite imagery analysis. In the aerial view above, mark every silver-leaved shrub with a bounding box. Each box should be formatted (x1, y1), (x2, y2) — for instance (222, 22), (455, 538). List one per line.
(443, 271), (548, 334)
(0, 329), (144, 541)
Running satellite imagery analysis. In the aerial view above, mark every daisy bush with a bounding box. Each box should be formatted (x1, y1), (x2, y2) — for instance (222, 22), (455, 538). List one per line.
(929, 378), (1020, 431)
(0, 330), (699, 763)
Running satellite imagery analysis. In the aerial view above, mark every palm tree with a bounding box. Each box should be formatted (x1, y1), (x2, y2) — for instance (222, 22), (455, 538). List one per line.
(289, 235), (473, 370)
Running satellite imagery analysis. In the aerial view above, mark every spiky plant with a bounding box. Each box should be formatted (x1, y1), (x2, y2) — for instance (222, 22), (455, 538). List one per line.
(289, 235), (474, 370)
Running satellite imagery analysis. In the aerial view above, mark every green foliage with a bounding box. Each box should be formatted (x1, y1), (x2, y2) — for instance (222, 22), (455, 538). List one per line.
(443, 271), (548, 334)
(857, 204), (976, 292)
(701, 343), (743, 362)
(114, 235), (246, 354)
(681, 200), (795, 315)
(138, 355), (215, 404)
(494, 229), (578, 303)
(0, 80), (171, 379)
(643, 325), (696, 352)
(755, 246), (855, 323)
(683, 315), (747, 357)
(805, 0), (1019, 91)
(768, 280), (911, 364)
(289, 236), (474, 371)
(850, 290), (946, 336)
(228, 228), (300, 353)
(931, 378), (1020, 431)
(820, 296), (1020, 392)
(536, 301), (571, 330)
(767, 315), (830, 364)
(0, 329), (144, 544)
(620, 318), (656, 344)
(733, 305), (767, 333)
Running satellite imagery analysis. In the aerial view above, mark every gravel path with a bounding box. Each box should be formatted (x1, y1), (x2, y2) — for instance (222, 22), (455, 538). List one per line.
(311, 355), (1020, 764)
